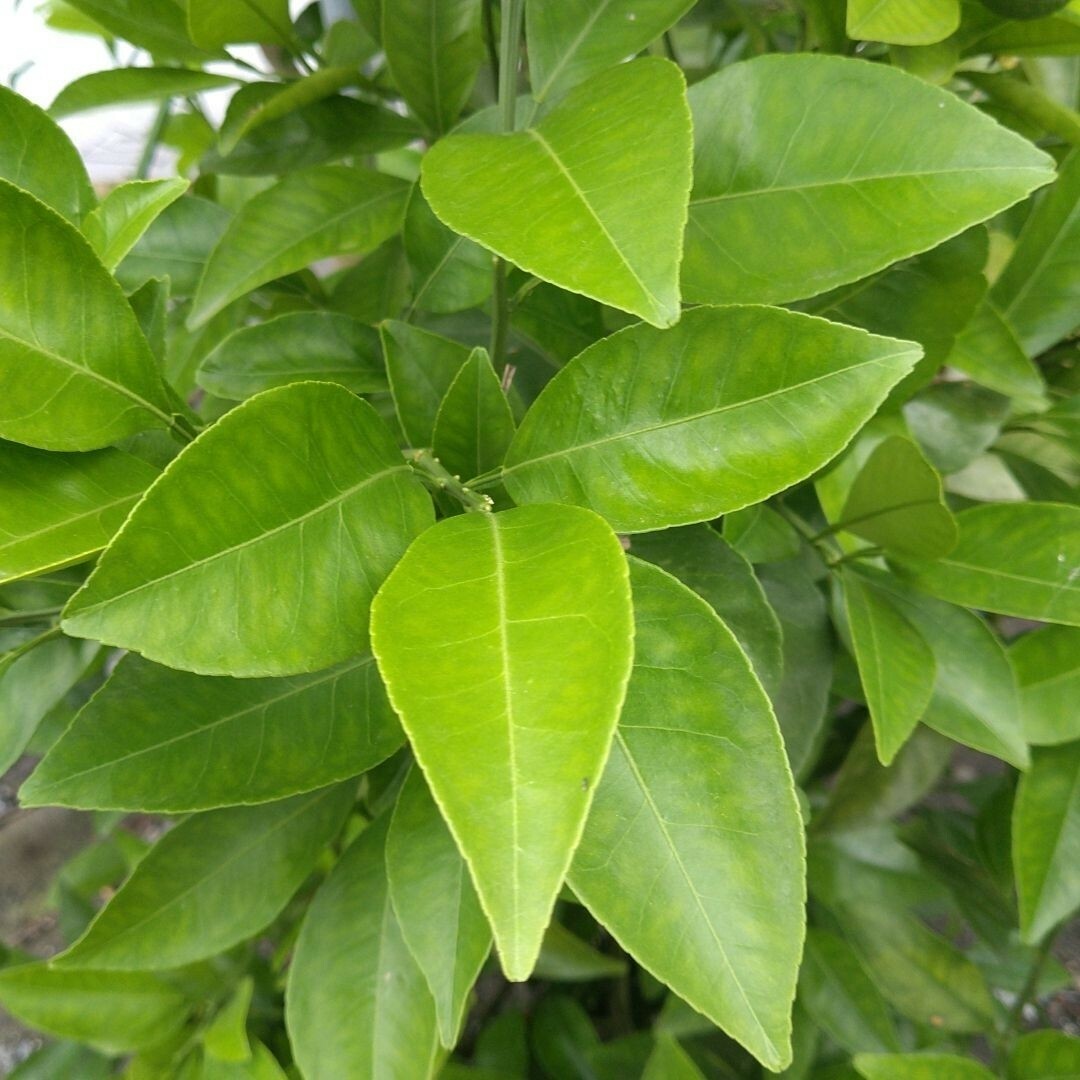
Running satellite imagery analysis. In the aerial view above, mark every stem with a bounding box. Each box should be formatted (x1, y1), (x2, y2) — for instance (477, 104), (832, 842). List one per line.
(1004, 933), (1056, 1045)
(827, 546), (885, 568)
(408, 450), (494, 513)
(136, 100), (171, 180)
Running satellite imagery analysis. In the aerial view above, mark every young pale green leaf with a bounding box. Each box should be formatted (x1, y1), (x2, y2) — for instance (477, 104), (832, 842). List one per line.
(56, 784), (354, 970)
(286, 816), (440, 1080)
(189, 166), (409, 328)
(0, 86), (94, 222)
(0, 442), (159, 584)
(683, 54), (1054, 306)
(432, 348), (516, 481)
(381, 320), (472, 447)
(527, 0), (695, 103)
(503, 305), (921, 533)
(0, 181), (179, 451)
(991, 149), (1080, 357)
(62, 383), (434, 677)
(1009, 1029), (1080, 1080)
(847, 0), (959, 45)
(570, 559), (805, 1072)
(382, 0), (483, 135)
(892, 503), (1080, 626)
(21, 651), (401, 811)
(1013, 741), (1080, 943)
(60, 0), (217, 60)
(387, 766), (492, 1047)
(855, 1053), (996, 1080)
(0, 964), (189, 1055)
(628, 524), (783, 693)
(81, 178), (188, 272)
(371, 504), (634, 981)
(843, 571), (935, 765)
(1011, 627), (1080, 746)
(641, 1036), (705, 1080)
(837, 436), (957, 559)
(948, 301), (1046, 405)
(50, 69), (236, 119)
(422, 58), (691, 327)
(197, 313), (387, 400)
(187, 0), (292, 48)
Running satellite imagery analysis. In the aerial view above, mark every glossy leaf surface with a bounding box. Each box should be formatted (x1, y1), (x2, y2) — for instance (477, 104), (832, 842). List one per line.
(82, 178), (189, 271)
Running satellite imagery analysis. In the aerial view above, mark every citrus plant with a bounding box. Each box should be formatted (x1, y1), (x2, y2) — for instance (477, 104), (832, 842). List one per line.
(1, 0), (1079, 1077)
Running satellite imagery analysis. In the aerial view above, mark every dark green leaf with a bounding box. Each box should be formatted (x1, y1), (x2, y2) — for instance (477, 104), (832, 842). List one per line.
(61, 0), (216, 60)
(187, 0), (292, 48)
(641, 1035), (705, 1080)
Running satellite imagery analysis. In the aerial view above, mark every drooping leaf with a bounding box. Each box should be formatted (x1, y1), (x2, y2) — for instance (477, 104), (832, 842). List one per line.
(21, 651), (401, 811)
(56, 784), (354, 970)
(187, 0), (292, 48)
(683, 53), (1054, 306)
(1013, 740), (1080, 943)
(0, 180), (180, 451)
(286, 816), (440, 1080)
(502, 306), (920, 533)
(641, 1036), (705, 1080)
(855, 1053), (995, 1080)
(81, 178), (188, 272)
(62, 383), (434, 677)
(371, 504), (634, 981)
(847, 0), (960, 45)
(386, 766), (492, 1047)
(189, 166), (410, 327)
(197, 313), (387, 399)
(1010, 626), (1080, 746)
(892, 502), (1080, 626)
(50, 69), (236, 119)
(422, 58), (692, 327)
(569, 559), (805, 1072)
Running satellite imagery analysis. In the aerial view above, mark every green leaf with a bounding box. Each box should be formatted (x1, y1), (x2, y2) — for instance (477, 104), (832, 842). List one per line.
(904, 382), (1012, 475)
(0, 442), (159, 584)
(1009, 1029), (1080, 1080)
(527, 0), (695, 103)
(371, 504), (634, 980)
(382, 0), (483, 135)
(1013, 740), (1080, 943)
(948, 300), (1045, 405)
(82, 178), (189, 272)
(0, 86), (94, 222)
(203, 977), (253, 1063)
(422, 58), (691, 327)
(61, 0), (216, 60)
(991, 149), (1080, 357)
(0, 181), (180, 450)
(50, 69), (236, 119)
(533, 921), (627, 982)
(189, 166), (410, 328)
(641, 1036), (705, 1080)
(286, 816), (440, 1080)
(503, 305), (920, 533)
(683, 54), (1054, 306)
(836, 436), (957, 559)
(799, 929), (900, 1054)
(57, 784), (353, 970)
(62, 383), (434, 676)
(569, 559), (805, 1072)
(628, 524), (784, 693)
(187, 0), (292, 48)
(21, 650), (401, 811)
(855, 1053), (996, 1080)
(1011, 626), (1080, 746)
(433, 348), (516, 481)
(892, 503), (1080, 626)
(0, 964), (189, 1054)
(847, 0), (960, 45)
(530, 994), (600, 1079)
(197, 313), (387, 399)
(386, 766), (491, 1047)
(843, 571), (935, 765)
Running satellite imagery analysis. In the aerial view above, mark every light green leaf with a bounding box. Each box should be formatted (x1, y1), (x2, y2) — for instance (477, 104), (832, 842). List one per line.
(683, 54), (1054, 306)
(503, 305), (920, 533)
(0, 442), (158, 584)
(62, 383), (434, 676)
(386, 766), (491, 1047)
(286, 816), (440, 1080)
(1013, 741), (1080, 943)
(371, 504), (634, 981)
(1011, 626), (1080, 746)
(50, 69), (236, 119)
(855, 1053), (995, 1080)
(57, 784), (354, 970)
(0, 181), (180, 451)
(948, 300), (1046, 405)
(527, 0), (695, 103)
(82, 178), (189, 272)
(642, 1036), (705, 1080)
(189, 166), (410, 328)
(433, 348), (516, 481)
(0, 964), (189, 1054)
(197, 312), (387, 399)
(723, 505), (801, 564)
(203, 977), (253, 1062)
(61, 0), (216, 60)
(422, 58), (691, 327)
(0, 85), (94, 222)
(203, 1041), (287, 1079)
(843, 571), (935, 765)
(21, 650), (401, 811)
(569, 559), (805, 1072)
(847, 0), (960, 45)
(187, 0), (292, 47)
(1009, 1029), (1080, 1080)
(892, 503), (1080, 626)
(382, 0), (483, 135)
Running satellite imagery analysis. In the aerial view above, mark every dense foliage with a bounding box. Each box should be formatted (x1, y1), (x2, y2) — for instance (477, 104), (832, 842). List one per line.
(0, 0), (1079, 1077)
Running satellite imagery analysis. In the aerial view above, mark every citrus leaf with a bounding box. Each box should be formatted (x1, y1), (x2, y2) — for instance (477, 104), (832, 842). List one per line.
(82, 178), (189, 271)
